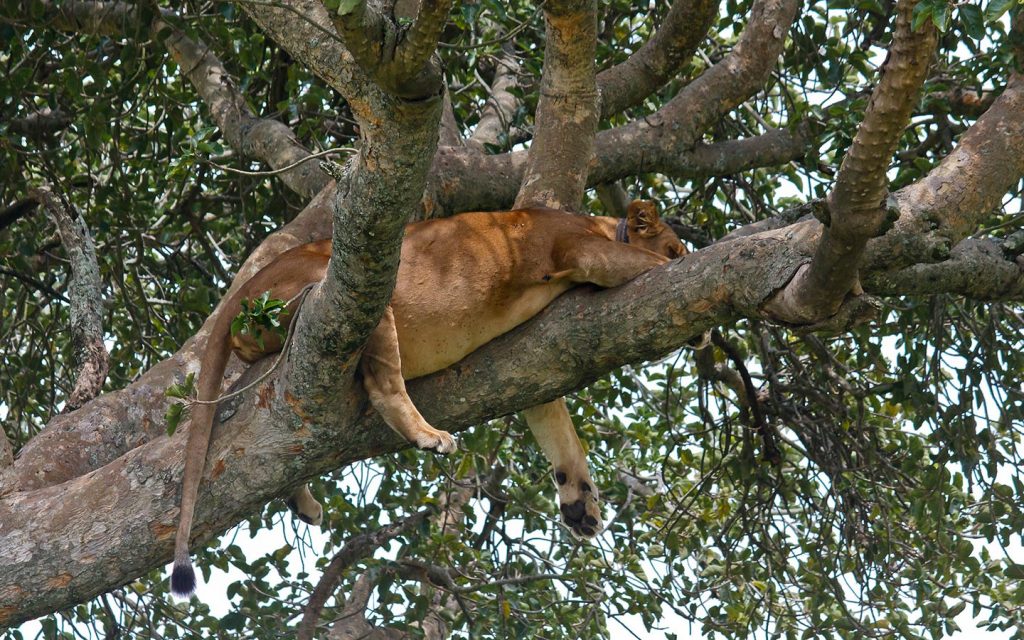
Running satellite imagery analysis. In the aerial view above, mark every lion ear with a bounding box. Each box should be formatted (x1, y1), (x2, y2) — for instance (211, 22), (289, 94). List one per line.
(627, 200), (661, 237)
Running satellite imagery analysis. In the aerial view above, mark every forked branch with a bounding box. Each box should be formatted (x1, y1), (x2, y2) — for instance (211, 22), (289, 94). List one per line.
(765, 0), (937, 323)
(329, 0), (452, 99)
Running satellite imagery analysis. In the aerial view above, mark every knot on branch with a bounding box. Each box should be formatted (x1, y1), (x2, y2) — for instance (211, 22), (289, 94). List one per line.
(792, 294), (881, 336)
(1001, 230), (1024, 261)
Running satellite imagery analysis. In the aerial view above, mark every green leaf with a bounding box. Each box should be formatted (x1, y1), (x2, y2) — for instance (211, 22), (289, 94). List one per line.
(1005, 563), (1024, 579)
(336, 0), (361, 15)
(930, 3), (950, 32)
(959, 4), (985, 39)
(912, 0), (935, 31)
(984, 0), (1015, 21)
(165, 402), (184, 436)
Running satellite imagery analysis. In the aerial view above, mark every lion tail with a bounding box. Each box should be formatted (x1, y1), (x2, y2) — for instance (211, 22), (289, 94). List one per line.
(171, 305), (236, 598)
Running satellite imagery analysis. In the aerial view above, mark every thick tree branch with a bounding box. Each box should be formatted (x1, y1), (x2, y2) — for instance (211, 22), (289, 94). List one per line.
(235, 0), (380, 108)
(637, 0), (801, 150)
(596, 0), (719, 118)
(878, 72), (1024, 253)
(31, 184), (109, 411)
(765, 0), (936, 323)
(285, 0), (447, 446)
(513, 0), (599, 210)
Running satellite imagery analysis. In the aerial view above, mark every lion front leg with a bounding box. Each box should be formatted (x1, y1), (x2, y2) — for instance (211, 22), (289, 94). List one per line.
(360, 306), (457, 454)
(550, 236), (669, 288)
(522, 398), (603, 538)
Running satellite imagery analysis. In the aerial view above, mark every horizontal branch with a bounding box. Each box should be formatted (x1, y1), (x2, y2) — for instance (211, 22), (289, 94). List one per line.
(5, 200), (1024, 623)
(7, 108), (73, 138)
(428, 123), (815, 215)
(865, 237), (1024, 299)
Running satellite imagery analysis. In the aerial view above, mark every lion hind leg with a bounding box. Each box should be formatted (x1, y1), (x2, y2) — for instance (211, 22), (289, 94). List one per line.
(522, 398), (603, 538)
(285, 484), (323, 526)
(361, 306), (457, 454)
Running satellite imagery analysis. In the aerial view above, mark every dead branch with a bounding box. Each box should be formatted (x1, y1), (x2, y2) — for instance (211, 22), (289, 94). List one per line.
(297, 507), (434, 640)
(30, 184), (109, 411)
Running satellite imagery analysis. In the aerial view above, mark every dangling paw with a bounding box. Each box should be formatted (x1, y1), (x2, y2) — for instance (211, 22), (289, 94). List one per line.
(554, 468), (603, 538)
(285, 485), (323, 526)
(413, 427), (457, 454)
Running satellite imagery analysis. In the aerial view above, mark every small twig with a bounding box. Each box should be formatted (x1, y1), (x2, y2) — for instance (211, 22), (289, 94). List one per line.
(203, 146), (356, 177)
(0, 266), (68, 302)
(710, 329), (781, 464)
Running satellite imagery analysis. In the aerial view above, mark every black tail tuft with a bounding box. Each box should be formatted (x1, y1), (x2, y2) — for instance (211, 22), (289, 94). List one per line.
(170, 560), (196, 597)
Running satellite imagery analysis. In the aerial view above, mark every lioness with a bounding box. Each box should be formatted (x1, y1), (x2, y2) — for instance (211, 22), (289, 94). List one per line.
(171, 201), (686, 596)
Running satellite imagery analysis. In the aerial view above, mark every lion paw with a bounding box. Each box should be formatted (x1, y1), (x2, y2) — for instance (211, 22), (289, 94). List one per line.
(414, 428), (457, 455)
(285, 486), (323, 526)
(555, 469), (603, 538)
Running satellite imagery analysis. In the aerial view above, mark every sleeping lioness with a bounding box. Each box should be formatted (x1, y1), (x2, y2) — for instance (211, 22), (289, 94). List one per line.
(171, 201), (686, 596)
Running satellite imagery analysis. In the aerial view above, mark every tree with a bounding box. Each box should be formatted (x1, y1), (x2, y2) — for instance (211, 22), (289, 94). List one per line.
(1, 0), (1023, 636)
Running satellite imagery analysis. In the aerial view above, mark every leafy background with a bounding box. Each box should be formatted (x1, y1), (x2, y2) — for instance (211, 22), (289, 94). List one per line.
(2, 0), (1023, 637)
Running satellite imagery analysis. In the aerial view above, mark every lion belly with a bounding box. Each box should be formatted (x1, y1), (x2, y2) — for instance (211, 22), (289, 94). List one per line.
(393, 278), (574, 380)
(388, 209), (580, 379)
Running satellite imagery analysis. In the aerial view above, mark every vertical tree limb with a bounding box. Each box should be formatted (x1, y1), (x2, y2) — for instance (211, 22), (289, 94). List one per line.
(290, 0), (447, 417)
(469, 43), (522, 151)
(514, 0), (599, 210)
(30, 184), (109, 411)
(765, 0), (936, 323)
(0, 430), (12, 470)
(439, 90), (464, 147)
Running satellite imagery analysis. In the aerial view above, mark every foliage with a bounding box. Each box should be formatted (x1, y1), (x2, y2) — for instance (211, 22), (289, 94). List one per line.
(2, 0), (1023, 638)
(230, 291), (291, 351)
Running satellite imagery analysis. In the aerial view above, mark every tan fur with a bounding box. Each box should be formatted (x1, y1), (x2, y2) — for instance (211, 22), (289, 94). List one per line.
(171, 203), (685, 595)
